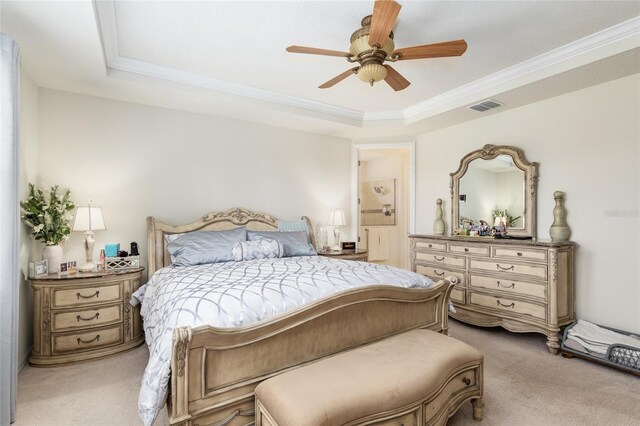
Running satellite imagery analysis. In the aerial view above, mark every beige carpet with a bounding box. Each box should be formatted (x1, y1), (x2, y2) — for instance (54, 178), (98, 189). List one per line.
(15, 320), (640, 426)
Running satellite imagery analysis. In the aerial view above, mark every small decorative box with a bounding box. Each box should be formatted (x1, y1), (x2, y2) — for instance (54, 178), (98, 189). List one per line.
(341, 242), (356, 250)
(105, 243), (120, 257)
(105, 256), (140, 271)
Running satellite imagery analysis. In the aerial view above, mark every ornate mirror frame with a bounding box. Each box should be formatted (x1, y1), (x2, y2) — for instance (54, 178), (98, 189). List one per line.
(450, 144), (539, 239)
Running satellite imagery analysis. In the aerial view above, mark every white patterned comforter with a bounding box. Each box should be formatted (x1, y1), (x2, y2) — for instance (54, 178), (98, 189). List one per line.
(133, 256), (434, 425)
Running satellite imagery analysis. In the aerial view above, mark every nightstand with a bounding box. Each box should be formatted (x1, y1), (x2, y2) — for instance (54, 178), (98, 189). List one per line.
(318, 249), (369, 262)
(29, 267), (145, 367)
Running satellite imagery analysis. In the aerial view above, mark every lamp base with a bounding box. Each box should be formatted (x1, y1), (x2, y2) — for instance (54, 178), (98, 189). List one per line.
(331, 245), (342, 252)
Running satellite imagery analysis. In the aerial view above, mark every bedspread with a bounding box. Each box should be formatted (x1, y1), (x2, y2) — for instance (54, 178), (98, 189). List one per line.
(133, 256), (434, 425)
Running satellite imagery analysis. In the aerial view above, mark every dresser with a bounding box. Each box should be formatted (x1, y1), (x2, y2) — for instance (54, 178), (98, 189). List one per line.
(409, 235), (575, 353)
(29, 267), (144, 367)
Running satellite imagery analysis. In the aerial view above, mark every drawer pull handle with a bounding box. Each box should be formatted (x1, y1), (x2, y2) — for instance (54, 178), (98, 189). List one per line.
(517, 252), (523, 256)
(434, 256), (445, 262)
(77, 335), (100, 345)
(428, 244), (432, 248)
(462, 377), (471, 386)
(496, 264), (514, 271)
(496, 300), (515, 308)
(77, 291), (100, 300)
(433, 270), (445, 277)
(464, 248), (469, 252)
(496, 281), (515, 289)
(76, 313), (100, 322)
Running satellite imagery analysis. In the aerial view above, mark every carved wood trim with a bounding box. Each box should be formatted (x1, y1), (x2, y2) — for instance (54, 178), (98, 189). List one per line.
(450, 144), (539, 238)
(147, 208), (316, 277)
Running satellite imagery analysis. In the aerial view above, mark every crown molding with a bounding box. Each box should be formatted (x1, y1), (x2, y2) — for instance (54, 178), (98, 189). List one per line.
(402, 16), (640, 123)
(93, 0), (640, 128)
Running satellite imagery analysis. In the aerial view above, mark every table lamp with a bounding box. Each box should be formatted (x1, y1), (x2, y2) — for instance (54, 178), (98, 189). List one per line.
(72, 202), (106, 272)
(328, 209), (346, 251)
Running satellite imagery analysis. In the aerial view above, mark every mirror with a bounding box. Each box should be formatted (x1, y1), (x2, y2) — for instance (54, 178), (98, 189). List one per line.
(450, 145), (538, 238)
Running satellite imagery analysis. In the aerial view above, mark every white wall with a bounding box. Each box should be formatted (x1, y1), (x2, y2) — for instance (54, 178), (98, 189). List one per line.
(18, 70), (39, 368)
(36, 89), (352, 278)
(416, 73), (640, 333)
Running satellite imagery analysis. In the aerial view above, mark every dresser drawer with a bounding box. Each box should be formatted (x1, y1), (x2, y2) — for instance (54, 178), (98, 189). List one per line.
(449, 243), (490, 257)
(450, 286), (466, 304)
(469, 259), (547, 281)
(415, 253), (465, 269)
(469, 292), (546, 321)
(413, 240), (447, 252)
(52, 283), (122, 308)
(52, 324), (124, 355)
(52, 303), (123, 332)
(415, 265), (465, 286)
(492, 246), (547, 262)
(470, 275), (546, 300)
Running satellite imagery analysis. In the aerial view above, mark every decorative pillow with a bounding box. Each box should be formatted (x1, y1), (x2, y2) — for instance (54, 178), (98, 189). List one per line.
(232, 239), (284, 261)
(247, 230), (316, 257)
(277, 219), (311, 243)
(167, 227), (247, 267)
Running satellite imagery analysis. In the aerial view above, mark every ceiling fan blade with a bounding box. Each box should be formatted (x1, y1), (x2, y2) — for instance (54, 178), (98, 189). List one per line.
(286, 45), (351, 58)
(392, 39), (468, 60)
(319, 68), (359, 89)
(369, 0), (402, 48)
(383, 65), (410, 91)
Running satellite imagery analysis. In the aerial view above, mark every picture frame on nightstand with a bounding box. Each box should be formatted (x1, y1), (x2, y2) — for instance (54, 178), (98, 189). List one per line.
(28, 260), (48, 278)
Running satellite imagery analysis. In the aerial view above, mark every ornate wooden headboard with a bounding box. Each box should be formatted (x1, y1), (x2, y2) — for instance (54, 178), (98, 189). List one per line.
(146, 207), (316, 277)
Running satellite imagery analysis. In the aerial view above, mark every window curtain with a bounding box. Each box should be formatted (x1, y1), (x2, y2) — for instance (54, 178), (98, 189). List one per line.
(0, 33), (20, 425)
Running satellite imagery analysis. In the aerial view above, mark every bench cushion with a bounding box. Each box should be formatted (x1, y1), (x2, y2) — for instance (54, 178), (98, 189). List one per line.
(255, 329), (483, 425)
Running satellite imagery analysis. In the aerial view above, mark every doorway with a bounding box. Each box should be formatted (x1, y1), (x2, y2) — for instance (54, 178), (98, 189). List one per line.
(352, 143), (415, 270)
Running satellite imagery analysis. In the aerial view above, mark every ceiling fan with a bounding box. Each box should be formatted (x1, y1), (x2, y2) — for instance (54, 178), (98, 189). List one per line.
(286, 0), (467, 91)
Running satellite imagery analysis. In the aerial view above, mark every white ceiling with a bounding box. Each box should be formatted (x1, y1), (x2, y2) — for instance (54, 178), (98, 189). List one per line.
(2, 0), (639, 138)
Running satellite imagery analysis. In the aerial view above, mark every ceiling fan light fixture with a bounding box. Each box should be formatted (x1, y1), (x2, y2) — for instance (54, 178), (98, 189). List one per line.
(357, 63), (387, 85)
(349, 35), (395, 57)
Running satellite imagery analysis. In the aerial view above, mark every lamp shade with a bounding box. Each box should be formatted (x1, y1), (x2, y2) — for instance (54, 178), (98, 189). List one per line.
(328, 209), (346, 227)
(72, 206), (106, 231)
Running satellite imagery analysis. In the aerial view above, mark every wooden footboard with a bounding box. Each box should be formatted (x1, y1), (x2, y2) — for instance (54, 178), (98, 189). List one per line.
(168, 279), (454, 426)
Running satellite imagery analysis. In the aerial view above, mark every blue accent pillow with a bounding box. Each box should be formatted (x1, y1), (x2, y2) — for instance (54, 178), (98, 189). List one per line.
(167, 227), (247, 266)
(247, 231), (316, 257)
(277, 219), (312, 244)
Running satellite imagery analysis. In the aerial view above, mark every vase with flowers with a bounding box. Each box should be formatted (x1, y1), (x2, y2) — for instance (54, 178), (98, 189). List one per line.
(20, 184), (75, 273)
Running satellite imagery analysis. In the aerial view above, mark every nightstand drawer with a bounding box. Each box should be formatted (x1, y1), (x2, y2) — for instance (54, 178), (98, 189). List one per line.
(53, 283), (122, 308)
(52, 324), (124, 355)
(52, 303), (123, 332)
(415, 253), (465, 269)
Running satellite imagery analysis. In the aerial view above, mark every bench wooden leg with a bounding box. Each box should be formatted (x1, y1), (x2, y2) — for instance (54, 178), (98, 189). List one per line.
(472, 397), (485, 421)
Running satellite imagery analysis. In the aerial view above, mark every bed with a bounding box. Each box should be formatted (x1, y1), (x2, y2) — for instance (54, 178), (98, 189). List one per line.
(141, 208), (454, 426)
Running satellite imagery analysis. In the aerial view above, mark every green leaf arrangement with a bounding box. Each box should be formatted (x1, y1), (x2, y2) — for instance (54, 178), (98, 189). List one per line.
(492, 209), (522, 227)
(20, 183), (76, 246)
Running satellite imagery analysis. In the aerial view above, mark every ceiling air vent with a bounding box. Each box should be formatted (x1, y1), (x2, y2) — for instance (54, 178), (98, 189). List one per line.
(469, 99), (504, 112)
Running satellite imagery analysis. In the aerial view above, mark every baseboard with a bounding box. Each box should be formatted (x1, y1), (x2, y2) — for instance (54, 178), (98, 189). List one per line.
(19, 346), (31, 372)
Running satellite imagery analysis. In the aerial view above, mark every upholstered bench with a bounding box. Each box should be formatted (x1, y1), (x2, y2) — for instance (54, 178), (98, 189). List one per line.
(255, 329), (484, 426)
